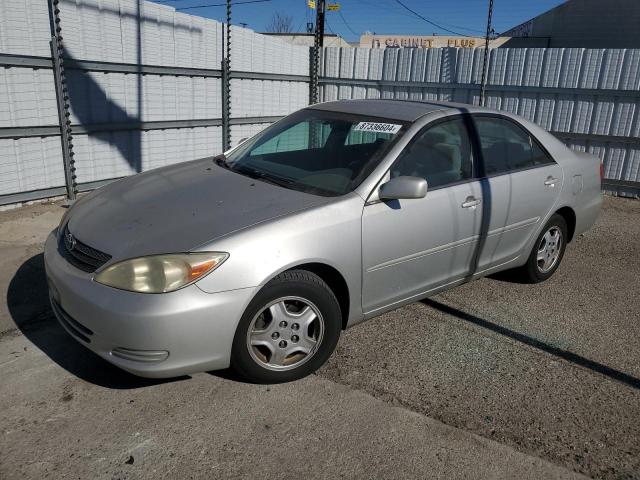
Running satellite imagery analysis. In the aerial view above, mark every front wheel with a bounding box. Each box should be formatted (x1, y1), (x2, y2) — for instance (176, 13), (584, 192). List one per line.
(231, 270), (342, 383)
(517, 213), (568, 283)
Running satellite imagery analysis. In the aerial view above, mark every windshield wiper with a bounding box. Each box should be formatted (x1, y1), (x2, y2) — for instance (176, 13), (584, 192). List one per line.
(234, 165), (295, 188)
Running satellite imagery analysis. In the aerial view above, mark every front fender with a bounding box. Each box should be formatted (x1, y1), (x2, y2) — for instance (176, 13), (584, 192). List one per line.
(194, 194), (365, 325)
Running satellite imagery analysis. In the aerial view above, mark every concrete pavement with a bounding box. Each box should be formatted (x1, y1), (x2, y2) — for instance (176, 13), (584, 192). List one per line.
(0, 324), (585, 479)
(1, 197), (639, 479)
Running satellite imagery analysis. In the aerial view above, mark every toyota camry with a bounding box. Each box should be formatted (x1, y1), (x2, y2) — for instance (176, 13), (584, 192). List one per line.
(45, 99), (602, 383)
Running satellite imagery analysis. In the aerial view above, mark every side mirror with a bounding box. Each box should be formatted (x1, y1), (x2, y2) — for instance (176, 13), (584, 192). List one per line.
(379, 176), (428, 201)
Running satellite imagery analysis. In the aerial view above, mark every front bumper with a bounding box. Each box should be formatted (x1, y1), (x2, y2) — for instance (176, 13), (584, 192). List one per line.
(44, 230), (257, 378)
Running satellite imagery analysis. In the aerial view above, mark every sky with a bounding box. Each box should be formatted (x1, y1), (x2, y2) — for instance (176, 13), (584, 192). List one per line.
(152, 0), (566, 42)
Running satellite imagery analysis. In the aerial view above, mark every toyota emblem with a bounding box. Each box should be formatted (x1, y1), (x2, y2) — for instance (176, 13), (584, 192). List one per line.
(66, 231), (77, 251)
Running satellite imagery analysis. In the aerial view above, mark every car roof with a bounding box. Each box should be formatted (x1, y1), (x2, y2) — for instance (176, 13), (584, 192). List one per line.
(307, 99), (489, 122)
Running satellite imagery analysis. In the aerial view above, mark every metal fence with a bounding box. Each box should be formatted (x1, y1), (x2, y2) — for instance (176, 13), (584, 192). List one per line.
(319, 47), (640, 197)
(0, 0), (309, 205)
(2, 1), (640, 205)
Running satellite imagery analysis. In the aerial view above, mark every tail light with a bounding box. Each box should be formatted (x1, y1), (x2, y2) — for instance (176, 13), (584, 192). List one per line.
(599, 159), (604, 179)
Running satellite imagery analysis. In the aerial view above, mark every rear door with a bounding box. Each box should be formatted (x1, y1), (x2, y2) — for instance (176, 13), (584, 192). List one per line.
(472, 115), (563, 271)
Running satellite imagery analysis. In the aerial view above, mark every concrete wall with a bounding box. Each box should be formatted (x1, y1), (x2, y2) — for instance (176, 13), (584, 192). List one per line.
(0, 0), (309, 202)
(320, 46), (640, 191)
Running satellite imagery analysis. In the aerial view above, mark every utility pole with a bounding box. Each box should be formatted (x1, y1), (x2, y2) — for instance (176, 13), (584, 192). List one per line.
(479, 0), (494, 107)
(310, 0), (326, 104)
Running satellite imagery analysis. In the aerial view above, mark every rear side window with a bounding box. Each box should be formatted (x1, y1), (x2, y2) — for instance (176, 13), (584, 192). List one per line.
(474, 116), (554, 176)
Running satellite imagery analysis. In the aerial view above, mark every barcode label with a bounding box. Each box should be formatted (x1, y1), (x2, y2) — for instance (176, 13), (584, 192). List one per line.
(353, 122), (402, 134)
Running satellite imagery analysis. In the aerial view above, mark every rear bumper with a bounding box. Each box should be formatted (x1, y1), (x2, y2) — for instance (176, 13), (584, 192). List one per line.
(44, 230), (257, 378)
(575, 189), (603, 238)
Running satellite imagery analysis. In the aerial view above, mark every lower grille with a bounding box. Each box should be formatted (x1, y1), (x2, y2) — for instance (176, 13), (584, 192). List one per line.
(60, 224), (111, 273)
(51, 298), (94, 343)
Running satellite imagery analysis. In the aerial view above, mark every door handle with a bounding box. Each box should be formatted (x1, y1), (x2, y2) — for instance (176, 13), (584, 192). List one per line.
(544, 176), (558, 187)
(461, 196), (481, 209)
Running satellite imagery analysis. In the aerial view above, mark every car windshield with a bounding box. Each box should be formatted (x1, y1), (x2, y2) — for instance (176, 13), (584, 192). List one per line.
(222, 109), (408, 196)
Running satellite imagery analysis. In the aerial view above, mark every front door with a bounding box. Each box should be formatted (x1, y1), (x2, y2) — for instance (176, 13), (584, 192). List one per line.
(361, 116), (483, 314)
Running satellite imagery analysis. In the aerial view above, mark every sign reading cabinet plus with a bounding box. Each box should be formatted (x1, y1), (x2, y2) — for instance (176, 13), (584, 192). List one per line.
(359, 34), (510, 49)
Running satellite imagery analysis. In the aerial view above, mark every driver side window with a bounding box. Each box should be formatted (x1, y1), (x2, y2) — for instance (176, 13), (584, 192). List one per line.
(391, 118), (473, 189)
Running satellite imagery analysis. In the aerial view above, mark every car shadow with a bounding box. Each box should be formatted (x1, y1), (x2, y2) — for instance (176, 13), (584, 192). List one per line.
(421, 298), (640, 390)
(207, 368), (249, 383)
(486, 269), (531, 284)
(7, 253), (189, 389)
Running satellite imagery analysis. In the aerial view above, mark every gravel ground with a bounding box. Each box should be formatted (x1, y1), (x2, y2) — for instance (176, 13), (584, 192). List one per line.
(0, 195), (638, 479)
(320, 196), (640, 479)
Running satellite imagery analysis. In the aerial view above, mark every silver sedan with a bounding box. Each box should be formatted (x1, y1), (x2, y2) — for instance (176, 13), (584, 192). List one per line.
(44, 99), (602, 383)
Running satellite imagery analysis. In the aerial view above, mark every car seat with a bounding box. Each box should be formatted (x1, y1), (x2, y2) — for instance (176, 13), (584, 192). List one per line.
(393, 131), (463, 188)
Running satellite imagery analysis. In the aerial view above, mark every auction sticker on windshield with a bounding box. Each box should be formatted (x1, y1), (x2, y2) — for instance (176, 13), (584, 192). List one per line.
(353, 122), (402, 134)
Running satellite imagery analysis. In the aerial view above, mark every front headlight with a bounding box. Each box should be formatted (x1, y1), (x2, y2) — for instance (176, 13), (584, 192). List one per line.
(94, 252), (228, 293)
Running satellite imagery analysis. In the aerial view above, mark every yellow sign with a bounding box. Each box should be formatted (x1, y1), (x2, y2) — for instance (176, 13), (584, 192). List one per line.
(307, 0), (315, 9)
(327, 3), (340, 11)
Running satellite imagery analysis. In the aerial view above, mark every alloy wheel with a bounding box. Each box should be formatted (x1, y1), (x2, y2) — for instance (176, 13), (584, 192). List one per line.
(246, 296), (325, 371)
(537, 226), (563, 273)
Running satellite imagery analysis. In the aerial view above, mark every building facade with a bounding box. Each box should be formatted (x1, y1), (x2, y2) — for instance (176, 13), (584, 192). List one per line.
(357, 1), (640, 50)
(359, 34), (510, 49)
(502, 0), (640, 48)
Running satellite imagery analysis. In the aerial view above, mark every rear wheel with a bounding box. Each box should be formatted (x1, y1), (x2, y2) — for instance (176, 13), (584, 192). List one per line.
(518, 214), (568, 283)
(231, 270), (341, 383)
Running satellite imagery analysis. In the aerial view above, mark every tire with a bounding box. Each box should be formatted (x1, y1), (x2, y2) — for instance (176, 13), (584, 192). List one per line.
(231, 269), (342, 383)
(517, 213), (568, 283)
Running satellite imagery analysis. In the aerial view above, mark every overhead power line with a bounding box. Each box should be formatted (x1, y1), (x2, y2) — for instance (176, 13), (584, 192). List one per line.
(436, 23), (486, 35)
(392, 0), (472, 37)
(338, 10), (358, 37)
(176, 0), (271, 11)
(372, 0), (485, 34)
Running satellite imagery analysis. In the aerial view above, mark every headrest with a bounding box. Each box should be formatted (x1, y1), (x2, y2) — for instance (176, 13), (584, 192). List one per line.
(422, 131), (447, 144)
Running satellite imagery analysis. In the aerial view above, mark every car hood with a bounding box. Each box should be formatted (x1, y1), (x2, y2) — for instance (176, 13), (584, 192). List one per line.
(67, 158), (332, 261)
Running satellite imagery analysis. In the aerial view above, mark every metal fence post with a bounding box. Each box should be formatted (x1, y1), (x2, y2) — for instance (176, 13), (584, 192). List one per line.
(309, 46), (319, 105)
(221, 0), (231, 151)
(309, 0), (325, 105)
(221, 57), (230, 151)
(47, 0), (77, 202)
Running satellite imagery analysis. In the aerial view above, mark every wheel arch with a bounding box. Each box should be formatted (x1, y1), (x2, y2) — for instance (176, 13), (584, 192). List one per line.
(554, 206), (577, 242)
(282, 263), (351, 330)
